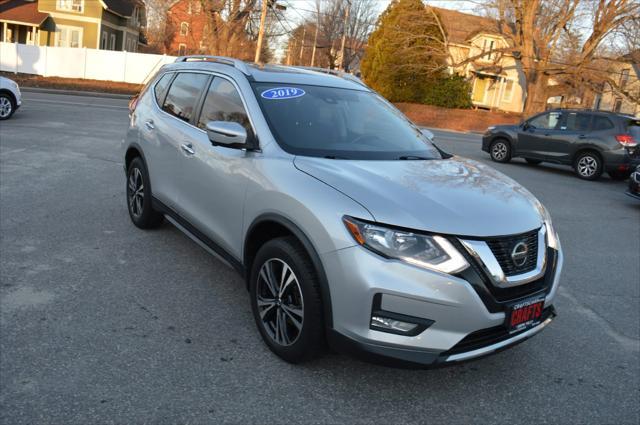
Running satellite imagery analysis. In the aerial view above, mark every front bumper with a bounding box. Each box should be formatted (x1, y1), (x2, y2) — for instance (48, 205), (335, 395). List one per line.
(322, 240), (563, 366)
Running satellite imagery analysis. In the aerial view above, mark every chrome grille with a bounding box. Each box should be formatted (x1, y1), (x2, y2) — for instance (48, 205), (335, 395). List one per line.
(485, 229), (539, 276)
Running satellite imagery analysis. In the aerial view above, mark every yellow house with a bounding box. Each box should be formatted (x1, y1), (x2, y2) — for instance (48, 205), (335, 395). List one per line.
(0, 0), (145, 51)
(431, 7), (526, 113)
(593, 50), (640, 116)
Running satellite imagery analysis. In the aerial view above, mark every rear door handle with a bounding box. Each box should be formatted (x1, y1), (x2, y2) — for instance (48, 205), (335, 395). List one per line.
(180, 143), (195, 155)
(578, 135), (587, 139)
(144, 120), (155, 130)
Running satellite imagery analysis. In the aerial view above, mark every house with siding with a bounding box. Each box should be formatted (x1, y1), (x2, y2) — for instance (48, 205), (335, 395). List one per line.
(166, 0), (208, 56)
(0, 0), (145, 51)
(430, 7), (526, 113)
(593, 50), (640, 116)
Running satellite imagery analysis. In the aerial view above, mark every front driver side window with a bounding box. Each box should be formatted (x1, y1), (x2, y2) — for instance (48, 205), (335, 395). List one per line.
(528, 112), (562, 130)
(197, 77), (252, 135)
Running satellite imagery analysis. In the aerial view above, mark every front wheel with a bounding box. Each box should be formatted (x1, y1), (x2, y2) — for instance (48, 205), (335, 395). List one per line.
(490, 140), (511, 163)
(250, 237), (324, 363)
(574, 152), (603, 180)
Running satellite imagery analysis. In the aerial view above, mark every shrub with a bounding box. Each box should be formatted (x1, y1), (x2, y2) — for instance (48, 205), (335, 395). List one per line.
(422, 75), (473, 109)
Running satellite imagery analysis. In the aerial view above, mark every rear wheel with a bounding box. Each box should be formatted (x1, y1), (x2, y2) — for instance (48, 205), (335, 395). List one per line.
(490, 139), (511, 163)
(0, 93), (15, 120)
(574, 151), (603, 180)
(250, 237), (324, 363)
(525, 158), (542, 165)
(126, 157), (164, 229)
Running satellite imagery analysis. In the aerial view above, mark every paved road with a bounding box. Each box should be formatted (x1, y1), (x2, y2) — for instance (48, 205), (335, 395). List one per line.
(1, 92), (638, 424)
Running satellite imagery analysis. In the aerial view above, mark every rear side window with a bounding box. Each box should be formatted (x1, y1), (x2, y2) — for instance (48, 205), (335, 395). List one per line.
(564, 112), (591, 132)
(162, 72), (210, 123)
(197, 77), (252, 134)
(154, 73), (173, 105)
(592, 116), (614, 131)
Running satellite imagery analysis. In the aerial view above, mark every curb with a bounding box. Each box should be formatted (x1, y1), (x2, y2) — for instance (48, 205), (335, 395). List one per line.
(20, 86), (134, 100)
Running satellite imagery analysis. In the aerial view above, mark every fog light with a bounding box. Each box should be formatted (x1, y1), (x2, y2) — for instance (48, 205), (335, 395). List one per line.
(371, 315), (419, 333)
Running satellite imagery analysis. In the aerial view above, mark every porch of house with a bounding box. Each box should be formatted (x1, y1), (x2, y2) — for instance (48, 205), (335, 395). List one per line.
(0, 21), (41, 45)
(470, 72), (519, 112)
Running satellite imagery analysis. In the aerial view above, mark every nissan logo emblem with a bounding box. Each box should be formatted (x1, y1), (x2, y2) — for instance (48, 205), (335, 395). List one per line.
(511, 241), (529, 267)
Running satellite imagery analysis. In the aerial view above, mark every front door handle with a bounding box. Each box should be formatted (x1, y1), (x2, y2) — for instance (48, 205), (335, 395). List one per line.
(578, 135), (587, 139)
(144, 120), (155, 130)
(181, 143), (195, 155)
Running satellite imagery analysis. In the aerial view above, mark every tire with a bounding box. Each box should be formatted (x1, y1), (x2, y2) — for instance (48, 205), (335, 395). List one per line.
(489, 139), (511, 163)
(0, 93), (15, 120)
(250, 236), (324, 363)
(126, 157), (164, 229)
(608, 170), (631, 181)
(573, 151), (603, 180)
(525, 158), (542, 165)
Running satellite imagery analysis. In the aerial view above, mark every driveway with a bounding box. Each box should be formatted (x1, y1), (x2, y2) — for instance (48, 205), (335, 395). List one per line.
(1, 92), (638, 424)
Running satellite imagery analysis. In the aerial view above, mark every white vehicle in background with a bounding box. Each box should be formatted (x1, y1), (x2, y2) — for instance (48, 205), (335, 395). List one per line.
(0, 76), (22, 120)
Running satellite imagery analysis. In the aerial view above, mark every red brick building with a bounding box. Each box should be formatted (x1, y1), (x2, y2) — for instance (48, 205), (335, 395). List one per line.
(167, 0), (207, 56)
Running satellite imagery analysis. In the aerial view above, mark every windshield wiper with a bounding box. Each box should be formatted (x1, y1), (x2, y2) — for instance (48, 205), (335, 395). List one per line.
(397, 155), (432, 160)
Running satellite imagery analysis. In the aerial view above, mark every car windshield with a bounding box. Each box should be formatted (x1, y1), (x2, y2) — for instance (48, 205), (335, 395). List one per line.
(251, 83), (442, 160)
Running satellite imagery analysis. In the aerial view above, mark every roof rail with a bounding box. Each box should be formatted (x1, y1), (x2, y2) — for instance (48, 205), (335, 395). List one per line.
(174, 55), (251, 76)
(294, 66), (368, 87)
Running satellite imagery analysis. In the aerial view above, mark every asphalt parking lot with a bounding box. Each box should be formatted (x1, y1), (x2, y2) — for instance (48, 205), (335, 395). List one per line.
(1, 91), (638, 424)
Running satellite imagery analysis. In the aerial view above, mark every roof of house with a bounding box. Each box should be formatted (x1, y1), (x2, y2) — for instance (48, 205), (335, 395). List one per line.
(429, 6), (507, 45)
(0, 0), (48, 26)
(102, 0), (142, 18)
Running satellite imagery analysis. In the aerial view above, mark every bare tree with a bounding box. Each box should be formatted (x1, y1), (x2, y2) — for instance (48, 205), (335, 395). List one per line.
(468, 0), (640, 113)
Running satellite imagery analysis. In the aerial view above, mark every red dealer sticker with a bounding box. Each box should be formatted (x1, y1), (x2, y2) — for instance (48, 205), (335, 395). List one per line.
(506, 295), (545, 333)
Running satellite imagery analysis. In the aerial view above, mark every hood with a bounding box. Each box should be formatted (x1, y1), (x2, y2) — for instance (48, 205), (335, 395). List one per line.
(294, 156), (544, 237)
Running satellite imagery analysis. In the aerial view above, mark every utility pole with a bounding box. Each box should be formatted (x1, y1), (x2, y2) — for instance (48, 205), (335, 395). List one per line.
(339, 0), (350, 71)
(254, 0), (269, 63)
(298, 26), (306, 63)
(310, 23), (319, 67)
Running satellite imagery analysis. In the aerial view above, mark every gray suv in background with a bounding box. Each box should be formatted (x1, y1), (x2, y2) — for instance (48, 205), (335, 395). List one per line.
(123, 56), (563, 366)
(482, 109), (640, 180)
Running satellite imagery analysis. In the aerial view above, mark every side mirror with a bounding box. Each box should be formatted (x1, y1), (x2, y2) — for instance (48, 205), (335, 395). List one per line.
(206, 121), (248, 147)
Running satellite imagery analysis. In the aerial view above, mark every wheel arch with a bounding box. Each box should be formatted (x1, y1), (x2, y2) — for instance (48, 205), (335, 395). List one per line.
(0, 89), (16, 104)
(572, 146), (603, 164)
(124, 143), (147, 172)
(244, 213), (334, 329)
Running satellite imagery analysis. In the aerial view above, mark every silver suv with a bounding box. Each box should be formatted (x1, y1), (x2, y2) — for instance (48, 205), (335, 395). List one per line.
(123, 56), (563, 366)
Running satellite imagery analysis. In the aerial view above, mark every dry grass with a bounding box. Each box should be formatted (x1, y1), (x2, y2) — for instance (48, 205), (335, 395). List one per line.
(395, 102), (522, 132)
(1, 72), (142, 95)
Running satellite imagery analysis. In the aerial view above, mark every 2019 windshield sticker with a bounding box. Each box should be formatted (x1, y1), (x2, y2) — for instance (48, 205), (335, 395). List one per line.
(261, 87), (305, 100)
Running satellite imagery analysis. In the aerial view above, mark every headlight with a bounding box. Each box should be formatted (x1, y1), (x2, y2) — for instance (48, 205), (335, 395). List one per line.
(540, 206), (560, 249)
(343, 217), (469, 274)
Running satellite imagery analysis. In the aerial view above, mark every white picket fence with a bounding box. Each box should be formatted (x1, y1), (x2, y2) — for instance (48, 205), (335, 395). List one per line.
(0, 42), (177, 84)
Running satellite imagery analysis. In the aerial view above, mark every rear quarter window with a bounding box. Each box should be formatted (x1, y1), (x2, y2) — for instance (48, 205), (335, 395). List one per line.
(591, 116), (614, 131)
(154, 73), (173, 105)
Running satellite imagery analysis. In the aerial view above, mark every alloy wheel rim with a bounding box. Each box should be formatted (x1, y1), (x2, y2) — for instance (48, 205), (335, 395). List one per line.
(128, 168), (144, 217)
(256, 258), (304, 346)
(0, 97), (12, 118)
(578, 156), (597, 177)
(492, 143), (507, 160)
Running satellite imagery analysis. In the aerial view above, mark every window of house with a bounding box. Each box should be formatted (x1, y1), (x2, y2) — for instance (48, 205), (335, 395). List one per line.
(592, 116), (614, 131)
(197, 78), (252, 135)
(620, 69), (630, 90)
(109, 34), (116, 50)
(178, 43), (187, 55)
(614, 97), (623, 112)
(55, 25), (82, 48)
(101, 31), (108, 49)
(180, 22), (189, 36)
(528, 111), (562, 130)
(502, 79), (514, 102)
(162, 72), (210, 123)
(193, 1), (202, 13)
(57, 0), (83, 13)
(482, 38), (495, 60)
(564, 113), (591, 132)
(154, 73), (174, 106)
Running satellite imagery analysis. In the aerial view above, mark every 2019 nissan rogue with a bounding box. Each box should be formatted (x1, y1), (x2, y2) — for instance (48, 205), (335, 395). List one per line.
(122, 56), (563, 366)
